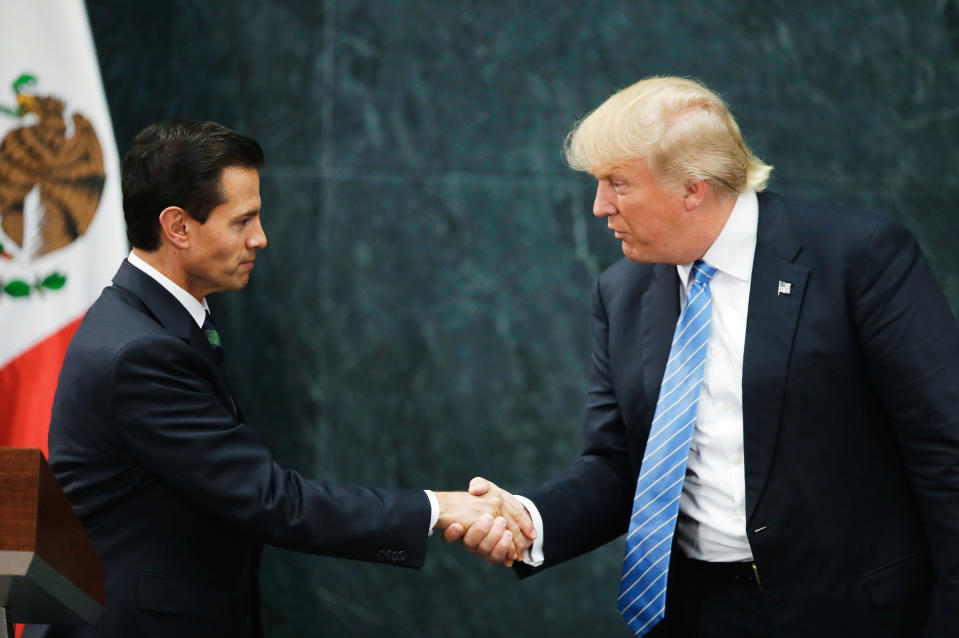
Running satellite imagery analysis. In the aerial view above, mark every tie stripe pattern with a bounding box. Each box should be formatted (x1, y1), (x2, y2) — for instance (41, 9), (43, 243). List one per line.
(202, 312), (223, 361)
(618, 260), (717, 636)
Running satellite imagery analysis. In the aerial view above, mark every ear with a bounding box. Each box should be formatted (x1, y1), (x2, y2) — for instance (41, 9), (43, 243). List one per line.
(158, 206), (190, 249)
(682, 180), (709, 211)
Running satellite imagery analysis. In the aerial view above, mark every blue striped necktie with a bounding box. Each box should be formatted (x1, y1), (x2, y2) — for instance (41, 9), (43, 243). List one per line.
(618, 259), (718, 636)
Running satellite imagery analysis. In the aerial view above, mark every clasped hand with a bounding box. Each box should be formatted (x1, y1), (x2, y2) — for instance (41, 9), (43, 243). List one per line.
(434, 477), (536, 567)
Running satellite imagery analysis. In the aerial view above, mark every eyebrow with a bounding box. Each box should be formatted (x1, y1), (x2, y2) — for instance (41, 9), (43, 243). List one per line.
(594, 165), (626, 181)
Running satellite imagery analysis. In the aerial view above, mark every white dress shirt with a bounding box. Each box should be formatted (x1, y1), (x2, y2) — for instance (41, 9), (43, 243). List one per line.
(674, 191), (757, 562)
(126, 251), (442, 534)
(521, 191), (759, 566)
(128, 250), (209, 326)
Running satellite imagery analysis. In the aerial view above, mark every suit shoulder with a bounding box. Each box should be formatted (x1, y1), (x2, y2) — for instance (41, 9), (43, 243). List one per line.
(761, 190), (912, 248)
(597, 256), (657, 293)
(66, 285), (183, 367)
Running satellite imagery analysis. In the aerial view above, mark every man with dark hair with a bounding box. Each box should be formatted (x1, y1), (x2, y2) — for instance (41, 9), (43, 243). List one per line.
(121, 119), (266, 250)
(26, 119), (534, 638)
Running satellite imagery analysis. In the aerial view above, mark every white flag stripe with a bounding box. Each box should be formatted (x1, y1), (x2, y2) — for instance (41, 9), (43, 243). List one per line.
(0, 1), (127, 367)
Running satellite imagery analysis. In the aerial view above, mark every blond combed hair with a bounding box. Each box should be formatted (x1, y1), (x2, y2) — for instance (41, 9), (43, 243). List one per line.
(565, 77), (772, 193)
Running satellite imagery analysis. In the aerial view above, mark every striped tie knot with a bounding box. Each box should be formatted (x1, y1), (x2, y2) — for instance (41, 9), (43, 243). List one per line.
(690, 259), (717, 287)
(618, 258), (717, 636)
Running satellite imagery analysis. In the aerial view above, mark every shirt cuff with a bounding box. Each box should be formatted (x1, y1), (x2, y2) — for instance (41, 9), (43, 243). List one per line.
(514, 494), (544, 567)
(425, 489), (439, 536)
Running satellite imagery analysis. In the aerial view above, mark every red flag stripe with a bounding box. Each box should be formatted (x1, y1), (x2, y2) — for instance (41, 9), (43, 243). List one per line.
(0, 316), (83, 457)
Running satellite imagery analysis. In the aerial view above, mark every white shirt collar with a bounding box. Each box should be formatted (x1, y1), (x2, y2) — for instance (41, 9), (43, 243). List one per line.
(677, 191), (758, 287)
(127, 250), (209, 327)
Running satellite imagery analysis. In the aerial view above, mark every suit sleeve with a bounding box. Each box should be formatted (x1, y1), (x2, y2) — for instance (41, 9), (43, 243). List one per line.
(108, 335), (431, 568)
(854, 220), (959, 636)
(518, 278), (636, 575)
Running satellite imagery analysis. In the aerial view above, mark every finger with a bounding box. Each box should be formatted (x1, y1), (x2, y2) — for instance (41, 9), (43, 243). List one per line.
(482, 483), (537, 543)
(443, 522), (465, 543)
(511, 532), (531, 560)
(487, 528), (514, 564)
(500, 508), (527, 549)
(468, 476), (490, 496)
(502, 496), (537, 541)
(462, 513), (494, 549)
(476, 516), (508, 556)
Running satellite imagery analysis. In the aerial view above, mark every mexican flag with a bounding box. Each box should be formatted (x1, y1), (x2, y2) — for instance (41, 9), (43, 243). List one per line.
(0, 1), (127, 457)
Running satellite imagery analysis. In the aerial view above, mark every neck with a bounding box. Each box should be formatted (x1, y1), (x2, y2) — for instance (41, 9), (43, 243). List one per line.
(688, 189), (738, 263)
(131, 247), (204, 302)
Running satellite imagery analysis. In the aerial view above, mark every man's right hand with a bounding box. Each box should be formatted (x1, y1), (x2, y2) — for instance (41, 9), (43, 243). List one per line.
(435, 477), (536, 567)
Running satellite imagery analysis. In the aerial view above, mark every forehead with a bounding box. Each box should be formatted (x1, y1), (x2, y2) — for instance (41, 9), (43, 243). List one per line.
(217, 165), (260, 197)
(593, 161), (661, 193)
(205, 166), (260, 223)
(592, 157), (649, 179)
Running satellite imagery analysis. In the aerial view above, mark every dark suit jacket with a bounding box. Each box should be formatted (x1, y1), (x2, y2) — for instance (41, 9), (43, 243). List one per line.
(521, 191), (959, 637)
(28, 260), (430, 638)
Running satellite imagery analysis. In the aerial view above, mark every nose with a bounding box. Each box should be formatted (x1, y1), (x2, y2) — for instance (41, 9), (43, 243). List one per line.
(248, 217), (268, 250)
(593, 181), (616, 218)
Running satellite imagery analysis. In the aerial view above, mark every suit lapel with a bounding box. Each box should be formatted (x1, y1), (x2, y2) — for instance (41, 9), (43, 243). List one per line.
(640, 264), (681, 423)
(742, 193), (808, 523)
(188, 321), (243, 421)
(113, 260), (241, 421)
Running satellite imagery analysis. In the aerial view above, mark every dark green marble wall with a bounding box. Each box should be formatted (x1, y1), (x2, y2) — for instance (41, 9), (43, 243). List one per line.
(86, 1), (959, 636)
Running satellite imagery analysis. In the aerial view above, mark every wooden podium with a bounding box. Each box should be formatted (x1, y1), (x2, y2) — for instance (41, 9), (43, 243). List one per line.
(0, 448), (104, 637)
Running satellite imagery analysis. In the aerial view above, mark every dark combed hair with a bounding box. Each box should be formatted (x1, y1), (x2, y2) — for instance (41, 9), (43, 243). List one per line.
(122, 119), (264, 250)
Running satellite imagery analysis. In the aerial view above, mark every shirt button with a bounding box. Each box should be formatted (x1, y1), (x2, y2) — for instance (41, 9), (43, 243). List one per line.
(732, 453), (744, 464)
(721, 402), (732, 413)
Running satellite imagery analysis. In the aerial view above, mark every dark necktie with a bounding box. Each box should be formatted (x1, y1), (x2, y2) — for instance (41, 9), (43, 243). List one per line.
(202, 311), (223, 362)
(618, 260), (717, 636)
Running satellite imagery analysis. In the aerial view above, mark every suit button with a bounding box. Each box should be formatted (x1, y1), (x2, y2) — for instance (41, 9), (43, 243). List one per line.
(377, 550), (387, 560)
(391, 550), (404, 561)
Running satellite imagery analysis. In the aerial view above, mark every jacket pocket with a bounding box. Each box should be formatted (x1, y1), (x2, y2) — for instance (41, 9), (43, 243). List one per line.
(136, 573), (230, 620)
(861, 552), (932, 606)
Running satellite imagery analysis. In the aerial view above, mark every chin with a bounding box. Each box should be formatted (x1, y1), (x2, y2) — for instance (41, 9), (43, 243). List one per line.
(221, 277), (250, 292)
(622, 245), (649, 263)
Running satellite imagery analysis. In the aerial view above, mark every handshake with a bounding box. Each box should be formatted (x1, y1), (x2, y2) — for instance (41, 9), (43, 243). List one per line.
(434, 477), (537, 568)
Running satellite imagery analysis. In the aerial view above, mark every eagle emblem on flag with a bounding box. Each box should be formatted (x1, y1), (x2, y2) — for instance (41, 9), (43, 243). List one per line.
(0, 74), (106, 297)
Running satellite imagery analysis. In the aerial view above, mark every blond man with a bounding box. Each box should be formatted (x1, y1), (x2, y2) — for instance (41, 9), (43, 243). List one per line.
(459, 77), (959, 638)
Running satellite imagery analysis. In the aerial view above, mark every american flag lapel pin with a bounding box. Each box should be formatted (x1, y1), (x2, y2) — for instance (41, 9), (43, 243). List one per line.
(777, 281), (792, 296)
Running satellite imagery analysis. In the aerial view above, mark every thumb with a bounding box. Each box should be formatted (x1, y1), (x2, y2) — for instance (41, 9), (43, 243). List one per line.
(443, 522), (465, 543)
(469, 476), (491, 495)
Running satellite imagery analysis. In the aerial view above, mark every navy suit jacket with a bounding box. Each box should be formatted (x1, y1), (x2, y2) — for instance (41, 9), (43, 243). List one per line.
(28, 260), (431, 638)
(521, 191), (959, 637)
